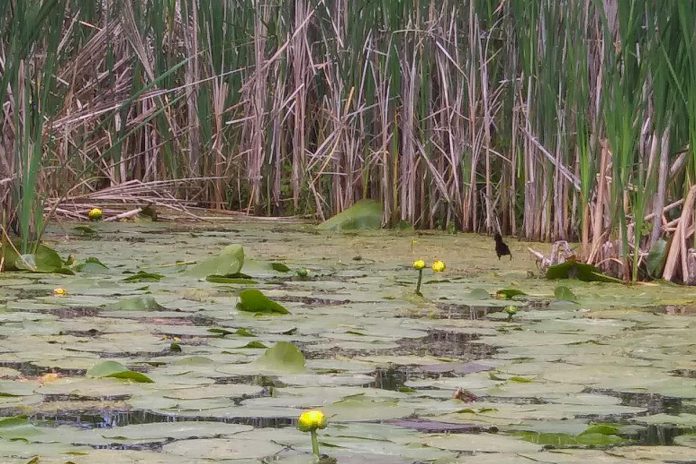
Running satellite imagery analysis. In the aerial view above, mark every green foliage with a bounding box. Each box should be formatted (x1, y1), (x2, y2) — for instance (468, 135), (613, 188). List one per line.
(254, 342), (306, 373)
(236, 289), (289, 315)
(554, 285), (578, 303)
(73, 257), (109, 273)
(495, 289), (526, 300)
(86, 361), (154, 383)
(105, 295), (163, 311)
(546, 260), (622, 283)
(318, 200), (383, 232)
(647, 239), (668, 279)
(122, 270), (164, 282)
(186, 245), (244, 278)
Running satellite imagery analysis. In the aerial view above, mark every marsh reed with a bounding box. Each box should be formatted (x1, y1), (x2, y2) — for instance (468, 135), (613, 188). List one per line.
(3, 0), (696, 281)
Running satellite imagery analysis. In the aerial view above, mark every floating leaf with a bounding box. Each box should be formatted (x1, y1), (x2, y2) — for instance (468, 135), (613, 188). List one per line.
(241, 341), (268, 349)
(495, 288), (526, 300)
(206, 274), (257, 284)
(122, 270), (164, 282)
(208, 327), (255, 337)
(546, 259), (622, 283)
(270, 262), (290, 272)
(254, 342), (306, 373)
(74, 257), (109, 273)
(517, 430), (626, 447)
(11, 244), (72, 274)
(468, 288), (490, 300)
(554, 285), (578, 302)
(73, 225), (98, 235)
(318, 199), (383, 231)
(237, 289), (289, 315)
(583, 423), (620, 435)
(86, 361), (153, 383)
(187, 245), (244, 277)
(105, 295), (163, 310)
(0, 416), (40, 440)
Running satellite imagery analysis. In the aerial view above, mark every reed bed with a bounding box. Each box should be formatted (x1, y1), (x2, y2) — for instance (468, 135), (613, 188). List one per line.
(2, 0), (696, 282)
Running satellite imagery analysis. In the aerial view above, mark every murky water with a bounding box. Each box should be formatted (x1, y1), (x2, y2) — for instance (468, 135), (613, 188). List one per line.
(1, 219), (696, 463)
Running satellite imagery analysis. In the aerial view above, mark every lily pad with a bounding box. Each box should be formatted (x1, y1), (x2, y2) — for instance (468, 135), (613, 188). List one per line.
(318, 200), (383, 231)
(186, 244), (244, 277)
(554, 285), (578, 303)
(254, 342), (306, 373)
(237, 288), (289, 314)
(122, 270), (164, 282)
(74, 257), (109, 273)
(86, 361), (154, 383)
(105, 295), (163, 310)
(206, 274), (257, 284)
(546, 259), (621, 283)
(11, 244), (71, 274)
(496, 288), (526, 299)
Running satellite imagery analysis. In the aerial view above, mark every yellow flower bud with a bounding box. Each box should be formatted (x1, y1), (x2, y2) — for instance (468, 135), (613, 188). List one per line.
(431, 260), (446, 272)
(53, 288), (67, 296)
(505, 305), (518, 315)
(297, 409), (327, 432)
(412, 259), (426, 270)
(88, 208), (103, 221)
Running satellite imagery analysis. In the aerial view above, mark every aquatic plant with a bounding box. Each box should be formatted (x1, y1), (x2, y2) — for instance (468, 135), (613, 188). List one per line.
(2, 2), (696, 283)
(298, 409), (327, 458)
(413, 259), (426, 295)
(504, 305), (519, 321)
(432, 260), (446, 273)
(87, 208), (103, 221)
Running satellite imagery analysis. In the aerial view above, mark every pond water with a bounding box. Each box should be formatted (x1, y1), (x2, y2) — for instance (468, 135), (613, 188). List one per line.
(1, 219), (696, 463)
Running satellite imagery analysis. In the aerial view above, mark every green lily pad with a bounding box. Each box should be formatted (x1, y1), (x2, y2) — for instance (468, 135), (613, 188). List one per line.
(554, 285), (578, 303)
(468, 288), (491, 300)
(546, 259), (622, 283)
(101, 421), (252, 441)
(186, 244), (244, 277)
(122, 270), (164, 282)
(105, 295), (163, 310)
(271, 262), (291, 272)
(208, 327), (255, 337)
(73, 225), (98, 235)
(0, 416), (41, 440)
(323, 394), (414, 422)
(74, 257), (109, 273)
(11, 244), (72, 274)
(517, 428), (627, 447)
(163, 437), (285, 460)
(86, 361), (154, 383)
(237, 288), (289, 314)
(254, 342), (306, 373)
(206, 274), (257, 284)
(318, 200), (383, 231)
(496, 288), (526, 299)
(241, 341), (268, 349)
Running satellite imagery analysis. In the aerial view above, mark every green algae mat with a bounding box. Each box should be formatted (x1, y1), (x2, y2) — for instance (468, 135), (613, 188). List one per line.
(1, 219), (696, 463)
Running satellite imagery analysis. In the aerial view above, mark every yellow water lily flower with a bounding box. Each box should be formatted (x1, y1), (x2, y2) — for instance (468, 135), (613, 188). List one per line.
(88, 208), (103, 221)
(412, 259), (426, 270)
(53, 288), (67, 296)
(40, 373), (60, 384)
(297, 409), (327, 432)
(431, 260), (446, 272)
